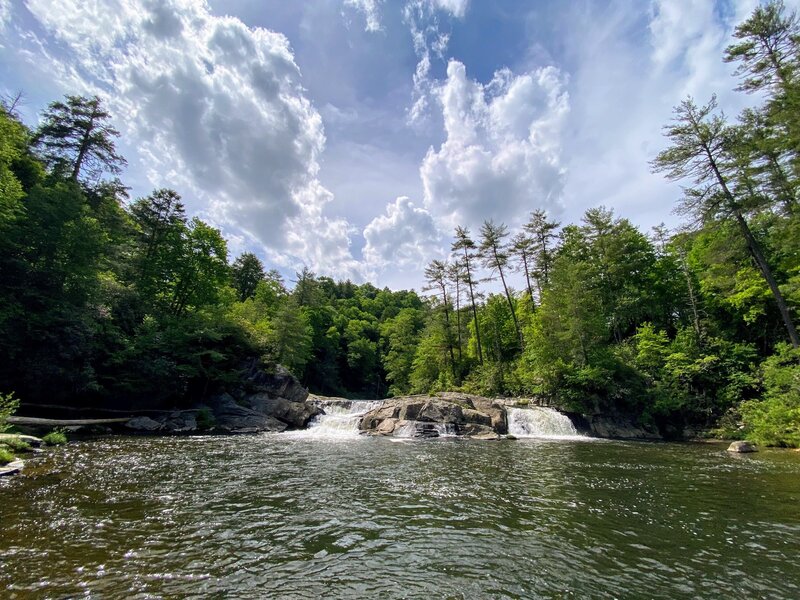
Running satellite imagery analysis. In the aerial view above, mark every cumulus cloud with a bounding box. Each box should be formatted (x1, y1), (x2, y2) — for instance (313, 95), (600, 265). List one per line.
(343, 0), (385, 32)
(363, 196), (442, 274)
(18, 0), (360, 278)
(403, 0), (468, 124)
(421, 60), (568, 233)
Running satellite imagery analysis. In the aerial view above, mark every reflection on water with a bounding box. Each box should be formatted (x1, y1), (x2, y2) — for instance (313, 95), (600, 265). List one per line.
(1, 435), (799, 598)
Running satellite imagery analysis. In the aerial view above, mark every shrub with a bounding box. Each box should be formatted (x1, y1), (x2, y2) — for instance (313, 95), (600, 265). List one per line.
(0, 392), (19, 433)
(0, 446), (14, 465)
(1, 437), (31, 452)
(42, 429), (68, 446)
(196, 407), (215, 431)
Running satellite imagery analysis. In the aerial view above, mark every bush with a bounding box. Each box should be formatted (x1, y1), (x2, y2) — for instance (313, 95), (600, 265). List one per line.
(0, 446), (14, 465)
(42, 429), (68, 446)
(196, 407), (215, 431)
(0, 392), (19, 433)
(1, 437), (31, 452)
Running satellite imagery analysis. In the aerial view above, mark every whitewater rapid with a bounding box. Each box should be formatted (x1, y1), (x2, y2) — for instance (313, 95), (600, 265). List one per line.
(506, 406), (588, 439)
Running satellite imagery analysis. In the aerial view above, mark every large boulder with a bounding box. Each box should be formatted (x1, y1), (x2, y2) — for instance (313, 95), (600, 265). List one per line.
(207, 393), (287, 434)
(245, 393), (322, 428)
(727, 440), (758, 453)
(359, 394), (507, 439)
(243, 361), (309, 403)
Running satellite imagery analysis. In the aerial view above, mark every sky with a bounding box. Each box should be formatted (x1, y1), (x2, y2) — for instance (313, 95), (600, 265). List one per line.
(0, 0), (792, 291)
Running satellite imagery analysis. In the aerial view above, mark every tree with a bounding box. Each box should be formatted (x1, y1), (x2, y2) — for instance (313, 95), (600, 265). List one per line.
(33, 95), (126, 182)
(652, 96), (800, 348)
(523, 209), (560, 295)
(231, 252), (265, 301)
(479, 220), (522, 346)
(129, 189), (187, 309)
(724, 0), (799, 93)
(446, 261), (465, 362)
(424, 260), (456, 379)
(510, 231), (535, 303)
(169, 218), (230, 316)
(452, 226), (484, 364)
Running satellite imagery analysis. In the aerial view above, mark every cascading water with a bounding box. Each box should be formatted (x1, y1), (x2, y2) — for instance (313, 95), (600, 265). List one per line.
(507, 406), (585, 439)
(290, 399), (384, 439)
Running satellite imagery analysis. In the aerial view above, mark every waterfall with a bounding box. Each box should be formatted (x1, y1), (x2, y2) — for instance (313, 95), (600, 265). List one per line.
(507, 407), (584, 439)
(290, 399), (384, 439)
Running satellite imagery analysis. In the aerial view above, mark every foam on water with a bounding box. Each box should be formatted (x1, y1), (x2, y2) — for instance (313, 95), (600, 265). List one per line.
(507, 406), (588, 439)
(284, 399), (384, 439)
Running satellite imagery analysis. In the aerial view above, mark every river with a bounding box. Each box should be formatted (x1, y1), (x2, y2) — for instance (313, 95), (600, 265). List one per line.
(2, 403), (799, 599)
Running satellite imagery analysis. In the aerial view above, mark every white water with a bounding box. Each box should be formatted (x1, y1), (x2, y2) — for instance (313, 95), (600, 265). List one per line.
(288, 400), (384, 439)
(507, 407), (585, 439)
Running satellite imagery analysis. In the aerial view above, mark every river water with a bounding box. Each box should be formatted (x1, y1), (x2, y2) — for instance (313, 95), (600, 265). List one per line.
(2, 405), (799, 599)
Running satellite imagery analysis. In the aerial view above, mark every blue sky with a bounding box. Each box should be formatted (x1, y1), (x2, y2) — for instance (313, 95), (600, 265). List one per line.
(0, 0), (789, 290)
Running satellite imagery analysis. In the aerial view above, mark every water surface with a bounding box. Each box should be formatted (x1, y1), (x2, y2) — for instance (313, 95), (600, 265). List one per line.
(2, 432), (799, 598)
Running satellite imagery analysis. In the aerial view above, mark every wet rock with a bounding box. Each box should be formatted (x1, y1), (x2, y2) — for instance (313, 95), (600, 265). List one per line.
(125, 416), (164, 432)
(359, 394), (507, 439)
(0, 459), (24, 477)
(727, 440), (758, 453)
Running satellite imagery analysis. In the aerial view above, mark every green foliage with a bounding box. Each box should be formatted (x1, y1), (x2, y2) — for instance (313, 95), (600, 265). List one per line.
(0, 447), (14, 465)
(740, 344), (800, 447)
(42, 428), (67, 446)
(196, 407), (215, 431)
(0, 392), (19, 433)
(1, 437), (32, 452)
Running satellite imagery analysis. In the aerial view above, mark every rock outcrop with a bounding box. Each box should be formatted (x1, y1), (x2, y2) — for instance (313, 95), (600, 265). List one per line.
(359, 393), (506, 439)
(125, 363), (319, 435)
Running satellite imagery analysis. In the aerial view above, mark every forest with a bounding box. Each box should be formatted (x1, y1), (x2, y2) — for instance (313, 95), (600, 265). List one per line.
(0, 1), (798, 446)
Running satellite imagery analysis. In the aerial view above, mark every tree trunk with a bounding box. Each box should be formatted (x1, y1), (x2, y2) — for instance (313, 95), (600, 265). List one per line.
(71, 113), (95, 180)
(733, 210), (800, 347)
(705, 147), (800, 348)
(454, 275), (463, 362)
(521, 250), (534, 304)
(462, 250), (483, 364)
(492, 246), (523, 347)
(440, 282), (457, 380)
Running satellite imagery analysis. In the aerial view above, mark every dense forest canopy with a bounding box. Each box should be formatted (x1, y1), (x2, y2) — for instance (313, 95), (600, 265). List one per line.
(0, 2), (798, 446)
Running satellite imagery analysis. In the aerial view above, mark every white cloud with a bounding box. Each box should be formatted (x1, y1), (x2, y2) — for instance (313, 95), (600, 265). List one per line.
(20, 0), (361, 279)
(403, 0), (468, 124)
(343, 0), (384, 32)
(421, 60), (568, 233)
(0, 0), (10, 31)
(363, 196), (442, 274)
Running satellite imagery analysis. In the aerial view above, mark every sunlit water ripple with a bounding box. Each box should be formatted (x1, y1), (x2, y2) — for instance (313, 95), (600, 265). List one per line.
(2, 434), (799, 598)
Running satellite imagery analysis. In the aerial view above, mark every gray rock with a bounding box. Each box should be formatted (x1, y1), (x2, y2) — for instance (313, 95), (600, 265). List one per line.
(0, 459), (24, 477)
(243, 361), (309, 403)
(125, 416), (164, 432)
(161, 411), (198, 433)
(211, 394), (288, 433)
(245, 393), (322, 429)
(587, 415), (661, 440)
(727, 440), (758, 453)
(359, 394), (507, 439)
